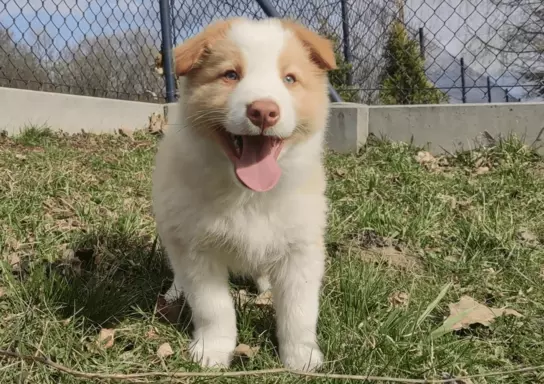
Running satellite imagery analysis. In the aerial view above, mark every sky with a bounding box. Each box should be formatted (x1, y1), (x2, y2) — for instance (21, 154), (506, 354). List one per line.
(0, 0), (539, 101)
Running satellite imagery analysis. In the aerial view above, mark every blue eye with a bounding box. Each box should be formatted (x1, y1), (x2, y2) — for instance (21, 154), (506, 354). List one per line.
(224, 70), (239, 81)
(284, 74), (296, 84)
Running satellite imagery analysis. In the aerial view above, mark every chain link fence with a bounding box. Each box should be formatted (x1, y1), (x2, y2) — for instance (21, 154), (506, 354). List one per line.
(1, 0), (542, 104)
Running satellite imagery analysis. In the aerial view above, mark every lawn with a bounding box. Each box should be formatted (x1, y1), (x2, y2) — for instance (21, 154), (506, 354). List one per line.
(1, 127), (543, 383)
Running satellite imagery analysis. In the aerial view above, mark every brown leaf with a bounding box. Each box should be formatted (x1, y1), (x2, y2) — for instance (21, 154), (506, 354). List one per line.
(335, 168), (347, 176)
(518, 228), (538, 243)
(235, 290), (273, 307)
(148, 113), (166, 134)
(233, 343), (260, 359)
(358, 246), (422, 272)
(0, 286), (6, 298)
(155, 294), (184, 324)
(15, 153), (27, 160)
(118, 127), (134, 140)
(6, 254), (21, 272)
(474, 166), (490, 175)
(415, 151), (435, 165)
(157, 342), (174, 359)
(388, 291), (409, 308)
(145, 327), (159, 340)
(96, 328), (115, 349)
(442, 295), (522, 331)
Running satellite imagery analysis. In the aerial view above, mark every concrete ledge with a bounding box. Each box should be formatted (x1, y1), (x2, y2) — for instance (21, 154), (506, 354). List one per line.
(369, 102), (544, 154)
(327, 102), (369, 153)
(0, 87), (163, 135)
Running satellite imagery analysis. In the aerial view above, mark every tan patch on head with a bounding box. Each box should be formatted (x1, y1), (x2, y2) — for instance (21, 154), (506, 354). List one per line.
(166, 17), (245, 76)
(182, 36), (245, 138)
(280, 19), (337, 71)
(278, 29), (331, 143)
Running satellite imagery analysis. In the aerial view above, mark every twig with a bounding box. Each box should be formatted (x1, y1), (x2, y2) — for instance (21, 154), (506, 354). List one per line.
(0, 349), (543, 383)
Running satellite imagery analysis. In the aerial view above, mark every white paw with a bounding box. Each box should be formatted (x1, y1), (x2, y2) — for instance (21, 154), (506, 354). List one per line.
(164, 284), (183, 303)
(280, 343), (324, 371)
(189, 337), (234, 369)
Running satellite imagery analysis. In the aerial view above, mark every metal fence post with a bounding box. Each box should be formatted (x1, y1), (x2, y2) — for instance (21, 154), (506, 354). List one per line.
(159, 0), (176, 103)
(487, 76), (492, 103)
(340, 0), (353, 86)
(460, 57), (466, 103)
(254, 0), (343, 102)
(418, 27), (425, 59)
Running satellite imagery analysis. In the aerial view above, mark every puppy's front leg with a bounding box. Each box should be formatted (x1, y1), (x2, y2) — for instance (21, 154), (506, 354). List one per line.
(272, 244), (325, 371)
(182, 257), (237, 368)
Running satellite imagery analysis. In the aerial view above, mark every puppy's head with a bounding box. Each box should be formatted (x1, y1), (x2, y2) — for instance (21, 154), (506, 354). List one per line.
(170, 17), (336, 192)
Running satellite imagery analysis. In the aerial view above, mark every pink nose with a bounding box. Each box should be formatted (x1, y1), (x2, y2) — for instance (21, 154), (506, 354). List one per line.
(246, 99), (280, 130)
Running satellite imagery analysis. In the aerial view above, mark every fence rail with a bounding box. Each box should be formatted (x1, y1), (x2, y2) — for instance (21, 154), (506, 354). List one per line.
(0, 0), (542, 104)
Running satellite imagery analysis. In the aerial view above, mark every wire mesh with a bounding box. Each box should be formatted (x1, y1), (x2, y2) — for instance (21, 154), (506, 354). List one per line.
(1, 0), (542, 104)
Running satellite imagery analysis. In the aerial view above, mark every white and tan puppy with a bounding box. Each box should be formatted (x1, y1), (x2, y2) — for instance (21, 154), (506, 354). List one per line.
(151, 17), (336, 371)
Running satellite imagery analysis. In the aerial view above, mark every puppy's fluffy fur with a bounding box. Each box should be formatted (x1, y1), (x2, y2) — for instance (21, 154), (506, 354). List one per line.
(152, 17), (336, 371)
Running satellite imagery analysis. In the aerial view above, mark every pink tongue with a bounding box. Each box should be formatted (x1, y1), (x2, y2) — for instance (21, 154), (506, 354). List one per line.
(235, 136), (282, 192)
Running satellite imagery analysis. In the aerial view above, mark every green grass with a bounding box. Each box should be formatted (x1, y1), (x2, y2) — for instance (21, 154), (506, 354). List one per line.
(1, 127), (543, 383)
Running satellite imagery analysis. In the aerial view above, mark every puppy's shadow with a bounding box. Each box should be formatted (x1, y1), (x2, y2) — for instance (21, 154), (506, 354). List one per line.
(46, 229), (277, 346)
(47, 229), (180, 328)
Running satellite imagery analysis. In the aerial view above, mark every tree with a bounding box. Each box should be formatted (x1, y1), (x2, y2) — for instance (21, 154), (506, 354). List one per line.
(316, 22), (360, 102)
(488, 0), (543, 97)
(379, 21), (448, 105)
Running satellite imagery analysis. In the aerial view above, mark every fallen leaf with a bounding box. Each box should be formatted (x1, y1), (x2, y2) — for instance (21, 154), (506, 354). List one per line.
(233, 343), (260, 359)
(437, 295), (522, 333)
(157, 342), (174, 359)
(518, 228), (538, 243)
(474, 166), (490, 175)
(335, 168), (347, 176)
(148, 113), (166, 134)
(15, 153), (26, 160)
(358, 246), (422, 272)
(6, 254), (21, 272)
(235, 290), (273, 307)
(118, 127), (134, 139)
(0, 286), (6, 298)
(96, 328), (115, 349)
(155, 294), (184, 324)
(145, 328), (159, 340)
(388, 291), (409, 308)
(415, 151), (435, 165)
(62, 318), (71, 326)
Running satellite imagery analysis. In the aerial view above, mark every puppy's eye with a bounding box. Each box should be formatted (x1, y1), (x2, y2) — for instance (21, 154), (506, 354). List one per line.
(224, 70), (239, 81)
(284, 74), (296, 84)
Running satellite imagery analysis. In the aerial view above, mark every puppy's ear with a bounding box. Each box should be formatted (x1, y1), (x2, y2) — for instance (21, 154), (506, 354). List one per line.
(281, 19), (337, 71)
(156, 18), (240, 77)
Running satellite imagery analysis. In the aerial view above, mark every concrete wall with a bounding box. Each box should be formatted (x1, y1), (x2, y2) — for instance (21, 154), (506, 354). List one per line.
(0, 87), (163, 135)
(2, 87), (543, 156)
(328, 102), (544, 154)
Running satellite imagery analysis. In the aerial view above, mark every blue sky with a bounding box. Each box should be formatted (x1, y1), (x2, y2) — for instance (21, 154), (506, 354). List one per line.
(0, 0), (538, 100)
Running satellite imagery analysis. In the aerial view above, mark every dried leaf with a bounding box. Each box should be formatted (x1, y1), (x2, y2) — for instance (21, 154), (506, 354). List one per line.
(148, 113), (166, 134)
(157, 342), (174, 359)
(436, 295), (522, 335)
(15, 153), (26, 160)
(6, 254), (21, 272)
(97, 328), (115, 349)
(0, 286), (6, 298)
(335, 168), (347, 176)
(118, 127), (134, 139)
(358, 246), (422, 272)
(474, 166), (490, 175)
(233, 343), (260, 359)
(146, 328), (159, 340)
(415, 151), (435, 164)
(388, 291), (409, 308)
(235, 289), (273, 307)
(518, 228), (538, 243)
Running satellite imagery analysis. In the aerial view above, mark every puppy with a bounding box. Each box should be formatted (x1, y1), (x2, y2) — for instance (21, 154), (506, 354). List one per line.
(151, 17), (337, 371)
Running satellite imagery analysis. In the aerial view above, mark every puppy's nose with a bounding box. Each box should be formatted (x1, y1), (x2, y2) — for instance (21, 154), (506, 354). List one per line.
(246, 99), (280, 130)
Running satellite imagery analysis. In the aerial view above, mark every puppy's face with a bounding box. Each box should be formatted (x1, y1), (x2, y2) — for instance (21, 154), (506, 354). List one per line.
(169, 18), (336, 192)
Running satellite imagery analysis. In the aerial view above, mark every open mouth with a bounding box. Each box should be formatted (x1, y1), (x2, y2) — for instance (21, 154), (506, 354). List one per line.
(217, 130), (284, 192)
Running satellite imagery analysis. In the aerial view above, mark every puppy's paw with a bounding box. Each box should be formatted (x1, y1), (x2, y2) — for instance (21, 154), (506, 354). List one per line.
(189, 337), (234, 369)
(280, 342), (323, 372)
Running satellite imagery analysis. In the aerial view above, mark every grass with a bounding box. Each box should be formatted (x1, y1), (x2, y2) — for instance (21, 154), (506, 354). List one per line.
(1, 126), (544, 383)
